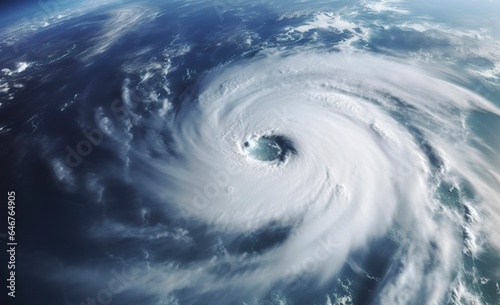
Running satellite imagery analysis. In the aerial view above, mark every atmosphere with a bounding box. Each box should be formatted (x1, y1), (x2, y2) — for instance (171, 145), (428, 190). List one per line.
(1, 1), (499, 305)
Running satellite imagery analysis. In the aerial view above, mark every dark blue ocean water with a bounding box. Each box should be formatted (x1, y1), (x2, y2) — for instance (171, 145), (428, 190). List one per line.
(1, 1), (499, 305)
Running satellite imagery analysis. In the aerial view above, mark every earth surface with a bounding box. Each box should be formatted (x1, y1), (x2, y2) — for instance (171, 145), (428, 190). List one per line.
(1, 1), (500, 305)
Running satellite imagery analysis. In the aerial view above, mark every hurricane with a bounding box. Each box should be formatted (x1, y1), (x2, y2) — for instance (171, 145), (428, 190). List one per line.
(1, 1), (500, 305)
(102, 50), (500, 304)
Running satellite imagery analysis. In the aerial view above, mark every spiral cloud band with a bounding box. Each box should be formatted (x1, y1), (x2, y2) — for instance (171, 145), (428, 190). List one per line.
(3, 1), (500, 304)
(117, 51), (500, 304)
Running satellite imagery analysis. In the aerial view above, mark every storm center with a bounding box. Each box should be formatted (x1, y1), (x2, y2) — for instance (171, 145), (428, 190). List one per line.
(243, 135), (295, 162)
